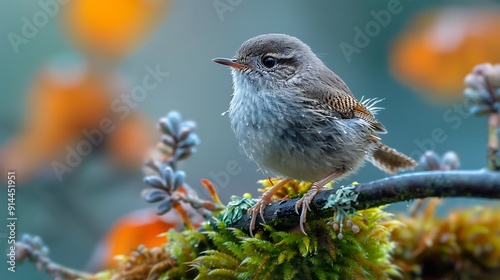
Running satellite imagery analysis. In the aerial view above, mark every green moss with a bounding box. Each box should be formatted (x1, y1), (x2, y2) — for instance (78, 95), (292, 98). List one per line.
(192, 207), (400, 280)
(158, 230), (208, 279)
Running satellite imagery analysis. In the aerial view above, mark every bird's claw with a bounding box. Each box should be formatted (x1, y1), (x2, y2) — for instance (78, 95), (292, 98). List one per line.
(246, 178), (291, 237)
(247, 197), (271, 237)
(294, 185), (320, 235)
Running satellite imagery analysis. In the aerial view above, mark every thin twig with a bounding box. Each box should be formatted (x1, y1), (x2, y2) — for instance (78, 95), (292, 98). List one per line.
(16, 238), (96, 280)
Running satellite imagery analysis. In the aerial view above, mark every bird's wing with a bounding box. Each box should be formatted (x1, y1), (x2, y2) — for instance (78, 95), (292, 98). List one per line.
(353, 99), (386, 133)
(322, 93), (387, 133)
(297, 67), (387, 133)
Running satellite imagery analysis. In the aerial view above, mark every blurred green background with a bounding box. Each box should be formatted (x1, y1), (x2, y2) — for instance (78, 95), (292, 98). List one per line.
(1, 0), (498, 279)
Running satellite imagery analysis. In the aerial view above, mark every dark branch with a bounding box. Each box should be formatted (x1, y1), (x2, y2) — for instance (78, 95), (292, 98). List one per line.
(224, 170), (500, 233)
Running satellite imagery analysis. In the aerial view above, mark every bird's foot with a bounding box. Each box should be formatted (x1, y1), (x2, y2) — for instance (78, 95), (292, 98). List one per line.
(294, 171), (339, 235)
(294, 183), (321, 235)
(247, 196), (270, 237)
(248, 178), (291, 237)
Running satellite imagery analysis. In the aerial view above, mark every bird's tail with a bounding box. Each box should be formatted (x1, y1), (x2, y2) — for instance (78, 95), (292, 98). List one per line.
(369, 143), (418, 174)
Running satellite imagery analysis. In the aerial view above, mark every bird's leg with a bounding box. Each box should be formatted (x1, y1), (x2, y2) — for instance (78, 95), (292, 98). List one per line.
(248, 178), (291, 237)
(295, 172), (339, 235)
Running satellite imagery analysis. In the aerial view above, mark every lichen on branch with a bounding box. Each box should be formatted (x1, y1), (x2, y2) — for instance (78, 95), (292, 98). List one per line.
(224, 170), (500, 233)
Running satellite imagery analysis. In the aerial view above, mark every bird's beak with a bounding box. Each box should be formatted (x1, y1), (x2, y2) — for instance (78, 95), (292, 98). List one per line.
(212, 57), (251, 70)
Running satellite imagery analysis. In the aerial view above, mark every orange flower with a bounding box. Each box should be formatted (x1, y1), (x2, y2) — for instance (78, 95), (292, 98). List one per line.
(90, 208), (176, 270)
(90, 199), (204, 270)
(0, 56), (115, 181)
(390, 8), (500, 100)
(61, 0), (172, 61)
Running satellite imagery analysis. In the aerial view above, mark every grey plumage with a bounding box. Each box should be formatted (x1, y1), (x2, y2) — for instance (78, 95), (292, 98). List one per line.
(221, 34), (416, 182)
(214, 34), (417, 235)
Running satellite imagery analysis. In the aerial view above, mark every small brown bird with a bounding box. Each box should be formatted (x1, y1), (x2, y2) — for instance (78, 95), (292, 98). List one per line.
(213, 34), (417, 235)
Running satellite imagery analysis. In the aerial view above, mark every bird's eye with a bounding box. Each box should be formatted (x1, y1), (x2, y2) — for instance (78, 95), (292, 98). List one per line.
(262, 55), (277, 68)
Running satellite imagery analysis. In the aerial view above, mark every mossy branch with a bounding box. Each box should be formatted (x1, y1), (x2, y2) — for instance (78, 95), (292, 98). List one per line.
(224, 170), (500, 233)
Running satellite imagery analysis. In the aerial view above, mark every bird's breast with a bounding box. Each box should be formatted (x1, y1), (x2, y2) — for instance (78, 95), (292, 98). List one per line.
(228, 85), (374, 182)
